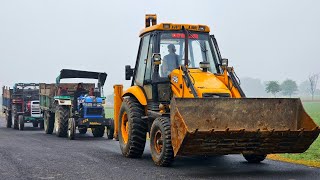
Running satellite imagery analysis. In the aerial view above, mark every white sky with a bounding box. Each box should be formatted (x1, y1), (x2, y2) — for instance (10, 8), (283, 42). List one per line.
(0, 0), (319, 94)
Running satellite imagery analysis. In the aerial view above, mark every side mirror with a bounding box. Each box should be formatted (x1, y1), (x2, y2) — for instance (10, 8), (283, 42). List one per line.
(152, 53), (162, 65)
(125, 65), (134, 80)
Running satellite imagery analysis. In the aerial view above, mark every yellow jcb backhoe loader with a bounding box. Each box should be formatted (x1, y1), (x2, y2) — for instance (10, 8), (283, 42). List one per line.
(113, 14), (320, 166)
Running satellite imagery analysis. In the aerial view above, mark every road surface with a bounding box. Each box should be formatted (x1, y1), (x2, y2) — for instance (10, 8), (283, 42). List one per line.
(0, 117), (319, 180)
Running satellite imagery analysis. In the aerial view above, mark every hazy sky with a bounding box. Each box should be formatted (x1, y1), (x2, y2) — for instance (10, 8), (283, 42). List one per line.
(0, 0), (319, 94)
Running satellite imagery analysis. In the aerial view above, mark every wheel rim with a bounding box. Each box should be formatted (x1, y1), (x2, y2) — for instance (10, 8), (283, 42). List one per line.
(154, 130), (163, 155)
(121, 112), (129, 144)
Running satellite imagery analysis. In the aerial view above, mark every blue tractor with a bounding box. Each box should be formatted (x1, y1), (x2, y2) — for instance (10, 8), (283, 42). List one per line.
(40, 69), (113, 140)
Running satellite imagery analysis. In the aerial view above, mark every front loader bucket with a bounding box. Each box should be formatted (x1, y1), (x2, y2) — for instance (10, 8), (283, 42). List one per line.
(170, 98), (320, 156)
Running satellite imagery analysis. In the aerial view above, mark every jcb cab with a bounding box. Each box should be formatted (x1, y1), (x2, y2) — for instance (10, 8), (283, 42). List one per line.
(113, 14), (320, 166)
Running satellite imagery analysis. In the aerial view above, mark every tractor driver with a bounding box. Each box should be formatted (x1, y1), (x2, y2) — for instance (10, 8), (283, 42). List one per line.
(161, 44), (180, 77)
(73, 83), (87, 111)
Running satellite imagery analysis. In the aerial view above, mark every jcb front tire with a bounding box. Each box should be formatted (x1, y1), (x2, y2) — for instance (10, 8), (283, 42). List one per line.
(18, 115), (24, 131)
(243, 154), (267, 163)
(68, 118), (76, 140)
(55, 106), (69, 137)
(118, 97), (147, 158)
(44, 111), (54, 134)
(150, 117), (174, 166)
(92, 126), (105, 137)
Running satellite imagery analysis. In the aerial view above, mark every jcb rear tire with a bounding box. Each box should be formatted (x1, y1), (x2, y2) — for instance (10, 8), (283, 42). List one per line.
(44, 111), (54, 134)
(92, 126), (105, 137)
(6, 113), (12, 128)
(118, 97), (147, 158)
(55, 106), (69, 137)
(68, 118), (76, 140)
(150, 117), (174, 167)
(78, 127), (87, 134)
(18, 115), (24, 131)
(243, 154), (267, 163)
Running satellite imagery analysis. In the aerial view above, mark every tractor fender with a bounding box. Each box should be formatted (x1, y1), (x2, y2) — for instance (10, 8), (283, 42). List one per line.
(55, 99), (72, 106)
(122, 86), (147, 106)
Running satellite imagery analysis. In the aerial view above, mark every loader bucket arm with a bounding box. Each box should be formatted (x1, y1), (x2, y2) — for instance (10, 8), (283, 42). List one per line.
(170, 97), (320, 156)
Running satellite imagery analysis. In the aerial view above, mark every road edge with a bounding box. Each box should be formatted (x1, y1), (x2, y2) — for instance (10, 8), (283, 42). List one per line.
(268, 154), (320, 168)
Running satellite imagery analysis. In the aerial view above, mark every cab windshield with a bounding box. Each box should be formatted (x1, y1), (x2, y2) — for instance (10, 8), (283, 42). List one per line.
(159, 32), (219, 77)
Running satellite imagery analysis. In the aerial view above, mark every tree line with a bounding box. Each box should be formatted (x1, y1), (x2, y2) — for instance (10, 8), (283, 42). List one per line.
(265, 73), (319, 99)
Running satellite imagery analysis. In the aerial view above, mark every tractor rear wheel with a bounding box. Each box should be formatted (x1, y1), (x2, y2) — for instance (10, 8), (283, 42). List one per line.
(118, 97), (147, 158)
(33, 122), (39, 127)
(92, 126), (105, 137)
(54, 106), (69, 137)
(243, 154), (267, 163)
(150, 117), (174, 167)
(18, 115), (24, 131)
(68, 118), (76, 140)
(44, 111), (54, 134)
(6, 113), (12, 128)
(78, 127), (87, 134)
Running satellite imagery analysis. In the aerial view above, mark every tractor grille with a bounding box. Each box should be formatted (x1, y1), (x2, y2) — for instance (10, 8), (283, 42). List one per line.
(86, 108), (103, 115)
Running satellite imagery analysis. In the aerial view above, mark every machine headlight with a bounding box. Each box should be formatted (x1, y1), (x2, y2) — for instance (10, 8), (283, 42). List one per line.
(221, 58), (228, 67)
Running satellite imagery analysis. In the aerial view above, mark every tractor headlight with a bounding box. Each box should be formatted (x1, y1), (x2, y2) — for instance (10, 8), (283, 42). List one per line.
(84, 103), (92, 107)
(96, 103), (102, 107)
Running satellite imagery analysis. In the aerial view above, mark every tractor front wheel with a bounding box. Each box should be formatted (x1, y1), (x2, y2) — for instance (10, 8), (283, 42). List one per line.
(44, 111), (54, 134)
(33, 122), (39, 128)
(6, 113), (12, 128)
(92, 126), (105, 137)
(12, 106), (18, 129)
(68, 118), (76, 140)
(150, 117), (174, 167)
(39, 121), (44, 129)
(78, 127), (87, 134)
(18, 115), (24, 131)
(106, 125), (114, 140)
(118, 97), (147, 158)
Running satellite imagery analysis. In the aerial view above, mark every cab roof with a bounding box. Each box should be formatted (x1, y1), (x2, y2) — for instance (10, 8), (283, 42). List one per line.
(139, 23), (210, 37)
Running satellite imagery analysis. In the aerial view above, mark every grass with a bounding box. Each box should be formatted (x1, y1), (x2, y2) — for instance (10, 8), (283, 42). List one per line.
(269, 102), (320, 167)
(104, 107), (114, 118)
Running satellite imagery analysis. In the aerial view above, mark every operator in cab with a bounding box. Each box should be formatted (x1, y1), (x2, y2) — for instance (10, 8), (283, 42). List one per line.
(161, 44), (180, 77)
(73, 83), (87, 110)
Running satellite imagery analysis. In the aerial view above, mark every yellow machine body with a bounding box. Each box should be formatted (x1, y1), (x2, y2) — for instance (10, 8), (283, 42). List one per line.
(113, 14), (320, 158)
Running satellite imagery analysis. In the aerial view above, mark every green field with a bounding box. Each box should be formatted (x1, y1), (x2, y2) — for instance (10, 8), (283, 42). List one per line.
(104, 107), (114, 118)
(279, 102), (320, 162)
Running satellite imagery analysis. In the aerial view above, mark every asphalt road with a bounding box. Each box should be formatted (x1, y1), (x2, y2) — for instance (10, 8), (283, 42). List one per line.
(0, 117), (319, 180)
